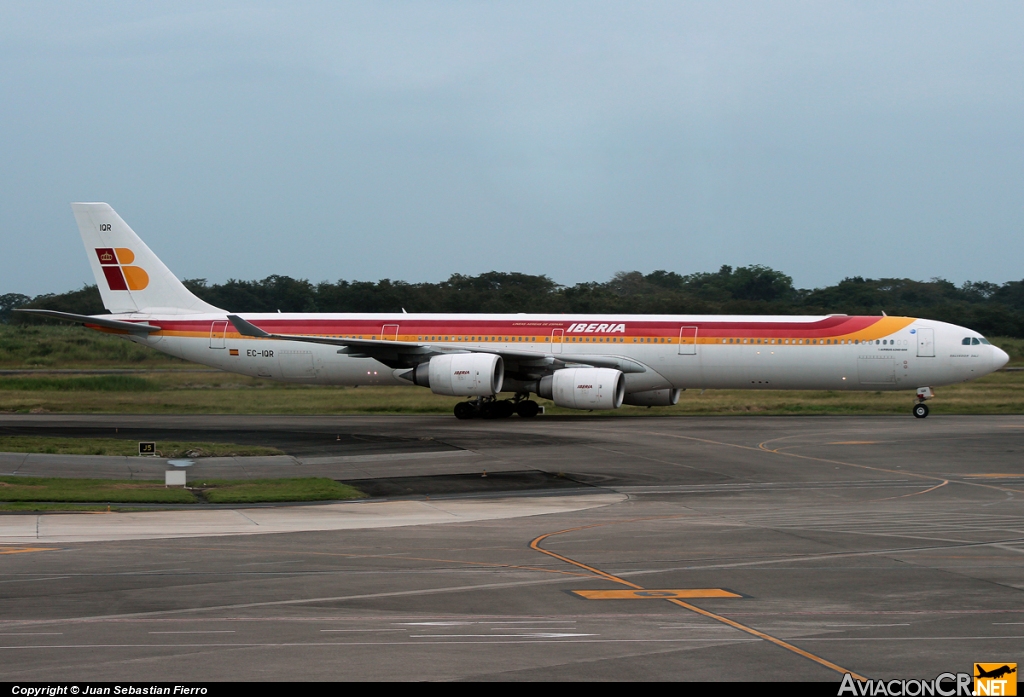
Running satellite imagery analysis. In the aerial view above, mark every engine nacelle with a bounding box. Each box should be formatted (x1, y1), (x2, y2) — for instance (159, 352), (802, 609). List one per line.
(406, 354), (504, 397)
(622, 388), (682, 407)
(538, 368), (624, 410)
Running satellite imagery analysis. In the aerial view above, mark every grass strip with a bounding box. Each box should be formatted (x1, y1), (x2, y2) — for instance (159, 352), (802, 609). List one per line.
(3, 375), (1023, 415)
(0, 476), (196, 503)
(0, 436), (283, 458)
(0, 376), (158, 391)
(0, 476), (365, 505)
(0, 503), (152, 512)
(194, 478), (365, 503)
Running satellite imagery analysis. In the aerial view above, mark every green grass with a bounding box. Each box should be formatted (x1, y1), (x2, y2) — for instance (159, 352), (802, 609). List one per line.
(0, 324), (188, 368)
(0, 476), (365, 505)
(0, 369), (1021, 416)
(0, 502), (151, 512)
(0, 476), (197, 503)
(0, 376), (158, 391)
(195, 478), (365, 503)
(0, 436), (282, 458)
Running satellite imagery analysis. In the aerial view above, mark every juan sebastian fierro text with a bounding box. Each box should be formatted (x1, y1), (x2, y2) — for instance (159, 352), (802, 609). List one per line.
(10, 689), (207, 696)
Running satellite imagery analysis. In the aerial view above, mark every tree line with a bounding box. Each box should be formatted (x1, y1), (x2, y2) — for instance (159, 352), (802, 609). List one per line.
(4, 265), (1024, 337)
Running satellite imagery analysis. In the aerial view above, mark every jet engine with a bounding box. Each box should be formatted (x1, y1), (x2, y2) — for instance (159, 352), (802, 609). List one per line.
(622, 388), (682, 407)
(537, 368), (624, 410)
(404, 354), (504, 396)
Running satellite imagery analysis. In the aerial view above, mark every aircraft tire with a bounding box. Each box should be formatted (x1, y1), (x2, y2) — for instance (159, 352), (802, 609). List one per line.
(479, 401), (498, 419)
(495, 400), (515, 419)
(913, 403), (929, 419)
(454, 402), (477, 420)
(516, 400), (540, 418)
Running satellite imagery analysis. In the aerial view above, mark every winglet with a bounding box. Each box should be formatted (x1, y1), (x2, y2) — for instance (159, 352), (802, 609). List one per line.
(227, 314), (271, 338)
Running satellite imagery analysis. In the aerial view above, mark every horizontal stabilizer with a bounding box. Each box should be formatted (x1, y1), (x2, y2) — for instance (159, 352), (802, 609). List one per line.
(14, 309), (161, 333)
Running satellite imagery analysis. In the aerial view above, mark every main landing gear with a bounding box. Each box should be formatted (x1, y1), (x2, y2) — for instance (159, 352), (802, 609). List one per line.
(913, 386), (934, 418)
(453, 395), (541, 420)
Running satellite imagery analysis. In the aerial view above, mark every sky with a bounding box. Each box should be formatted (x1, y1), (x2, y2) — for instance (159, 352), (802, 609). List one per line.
(2, 1), (1022, 296)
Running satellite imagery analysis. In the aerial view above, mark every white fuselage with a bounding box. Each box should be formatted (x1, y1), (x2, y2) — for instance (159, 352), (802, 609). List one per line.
(111, 312), (1008, 394)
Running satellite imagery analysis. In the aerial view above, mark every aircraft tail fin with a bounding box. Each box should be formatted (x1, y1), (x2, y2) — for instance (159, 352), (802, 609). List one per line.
(71, 203), (222, 315)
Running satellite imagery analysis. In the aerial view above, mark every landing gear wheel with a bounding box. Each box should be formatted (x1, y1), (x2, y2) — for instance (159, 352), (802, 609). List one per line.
(479, 401), (498, 419)
(913, 403), (929, 419)
(453, 402), (477, 420)
(495, 400), (515, 419)
(516, 400), (540, 418)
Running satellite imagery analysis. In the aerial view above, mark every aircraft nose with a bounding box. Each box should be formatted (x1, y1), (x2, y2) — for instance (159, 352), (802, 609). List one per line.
(993, 346), (1010, 371)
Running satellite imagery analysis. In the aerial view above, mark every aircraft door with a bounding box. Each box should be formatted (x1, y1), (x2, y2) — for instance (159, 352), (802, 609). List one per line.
(209, 320), (228, 349)
(678, 326), (697, 355)
(917, 328), (935, 357)
(551, 328), (564, 354)
(381, 324), (399, 341)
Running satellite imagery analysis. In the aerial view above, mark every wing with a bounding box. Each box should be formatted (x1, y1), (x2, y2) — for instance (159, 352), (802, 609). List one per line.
(226, 315), (646, 376)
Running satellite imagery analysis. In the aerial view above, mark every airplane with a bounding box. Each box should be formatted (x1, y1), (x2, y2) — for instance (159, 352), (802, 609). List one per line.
(975, 665), (1016, 680)
(17, 203), (1010, 419)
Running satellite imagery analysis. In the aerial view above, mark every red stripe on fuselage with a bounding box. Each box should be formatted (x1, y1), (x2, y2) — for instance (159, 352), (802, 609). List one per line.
(152, 315), (885, 339)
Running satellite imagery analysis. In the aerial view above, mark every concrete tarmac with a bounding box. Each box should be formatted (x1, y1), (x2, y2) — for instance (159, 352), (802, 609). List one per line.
(1, 414), (1023, 681)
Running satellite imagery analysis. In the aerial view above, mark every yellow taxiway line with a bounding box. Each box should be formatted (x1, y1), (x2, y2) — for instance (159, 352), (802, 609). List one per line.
(531, 522), (867, 681)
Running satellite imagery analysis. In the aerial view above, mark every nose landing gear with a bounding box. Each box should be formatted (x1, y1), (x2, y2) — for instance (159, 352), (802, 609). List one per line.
(913, 386), (934, 418)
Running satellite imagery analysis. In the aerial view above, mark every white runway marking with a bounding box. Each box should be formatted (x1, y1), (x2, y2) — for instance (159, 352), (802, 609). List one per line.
(824, 624), (911, 627)
(320, 629), (406, 633)
(410, 633), (595, 638)
(148, 631), (236, 634)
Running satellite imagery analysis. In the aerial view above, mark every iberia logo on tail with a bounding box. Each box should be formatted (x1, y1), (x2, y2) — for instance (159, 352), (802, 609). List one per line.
(95, 248), (149, 291)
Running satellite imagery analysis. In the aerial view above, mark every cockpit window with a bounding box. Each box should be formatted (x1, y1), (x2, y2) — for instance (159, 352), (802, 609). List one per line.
(971, 338), (981, 345)
(962, 338), (972, 345)
(980, 337), (992, 345)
